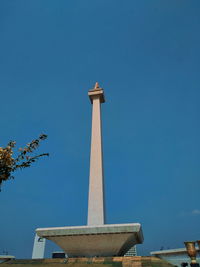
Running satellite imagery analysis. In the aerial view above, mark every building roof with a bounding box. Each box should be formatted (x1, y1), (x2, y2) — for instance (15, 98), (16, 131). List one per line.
(0, 255), (15, 260)
(151, 247), (200, 255)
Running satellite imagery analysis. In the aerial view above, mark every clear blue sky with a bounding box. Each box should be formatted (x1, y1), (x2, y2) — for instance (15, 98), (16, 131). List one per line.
(0, 0), (200, 258)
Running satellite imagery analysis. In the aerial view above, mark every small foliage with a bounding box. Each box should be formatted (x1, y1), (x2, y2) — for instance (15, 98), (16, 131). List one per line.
(0, 134), (49, 191)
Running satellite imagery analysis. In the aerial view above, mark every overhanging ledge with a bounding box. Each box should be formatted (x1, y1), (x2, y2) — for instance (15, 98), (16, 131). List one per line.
(36, 223), (143, 257)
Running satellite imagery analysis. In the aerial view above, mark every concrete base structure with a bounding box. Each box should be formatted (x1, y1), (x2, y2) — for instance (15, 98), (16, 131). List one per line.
(36, 223), (143, 257)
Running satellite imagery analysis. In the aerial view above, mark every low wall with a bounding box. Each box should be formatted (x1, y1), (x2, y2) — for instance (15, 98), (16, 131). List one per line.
(0, 256), (174, 267)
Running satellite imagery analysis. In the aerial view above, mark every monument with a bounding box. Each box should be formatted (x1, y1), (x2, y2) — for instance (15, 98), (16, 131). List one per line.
(36, 83), (143, 257)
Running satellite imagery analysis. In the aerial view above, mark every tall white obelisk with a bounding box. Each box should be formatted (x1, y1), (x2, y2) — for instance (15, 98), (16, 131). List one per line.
(87, 82), (105, 226)
(36, 83), (143, 257)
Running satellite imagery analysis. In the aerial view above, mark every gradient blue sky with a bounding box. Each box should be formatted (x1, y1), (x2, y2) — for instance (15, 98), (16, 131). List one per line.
(0, 0), (200, 258)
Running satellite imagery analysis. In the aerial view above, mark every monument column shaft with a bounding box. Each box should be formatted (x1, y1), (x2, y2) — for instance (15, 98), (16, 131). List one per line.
(87, 96), (105, 226)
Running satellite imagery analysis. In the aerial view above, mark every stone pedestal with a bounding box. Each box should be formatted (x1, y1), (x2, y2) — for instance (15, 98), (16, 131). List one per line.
(36, 223), (143, 257)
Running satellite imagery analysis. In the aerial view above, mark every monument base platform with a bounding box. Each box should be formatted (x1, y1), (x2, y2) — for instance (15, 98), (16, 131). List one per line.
(0, 257), (174, 267)
(36, 223), (143, 257)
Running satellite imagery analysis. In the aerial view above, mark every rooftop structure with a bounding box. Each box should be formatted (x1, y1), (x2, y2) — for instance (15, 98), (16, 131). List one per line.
(0, 255), (15, 263)
(151, 247), (200, 267)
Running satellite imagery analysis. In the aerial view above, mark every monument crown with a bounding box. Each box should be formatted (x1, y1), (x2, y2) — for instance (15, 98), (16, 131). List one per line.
(88, 82), (105, 103)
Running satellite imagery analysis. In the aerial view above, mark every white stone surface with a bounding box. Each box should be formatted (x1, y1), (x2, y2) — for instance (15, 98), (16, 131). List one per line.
(36, 223), (143, 257)
(32, 233), (46, 259)
(87, 89), (105, 225)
